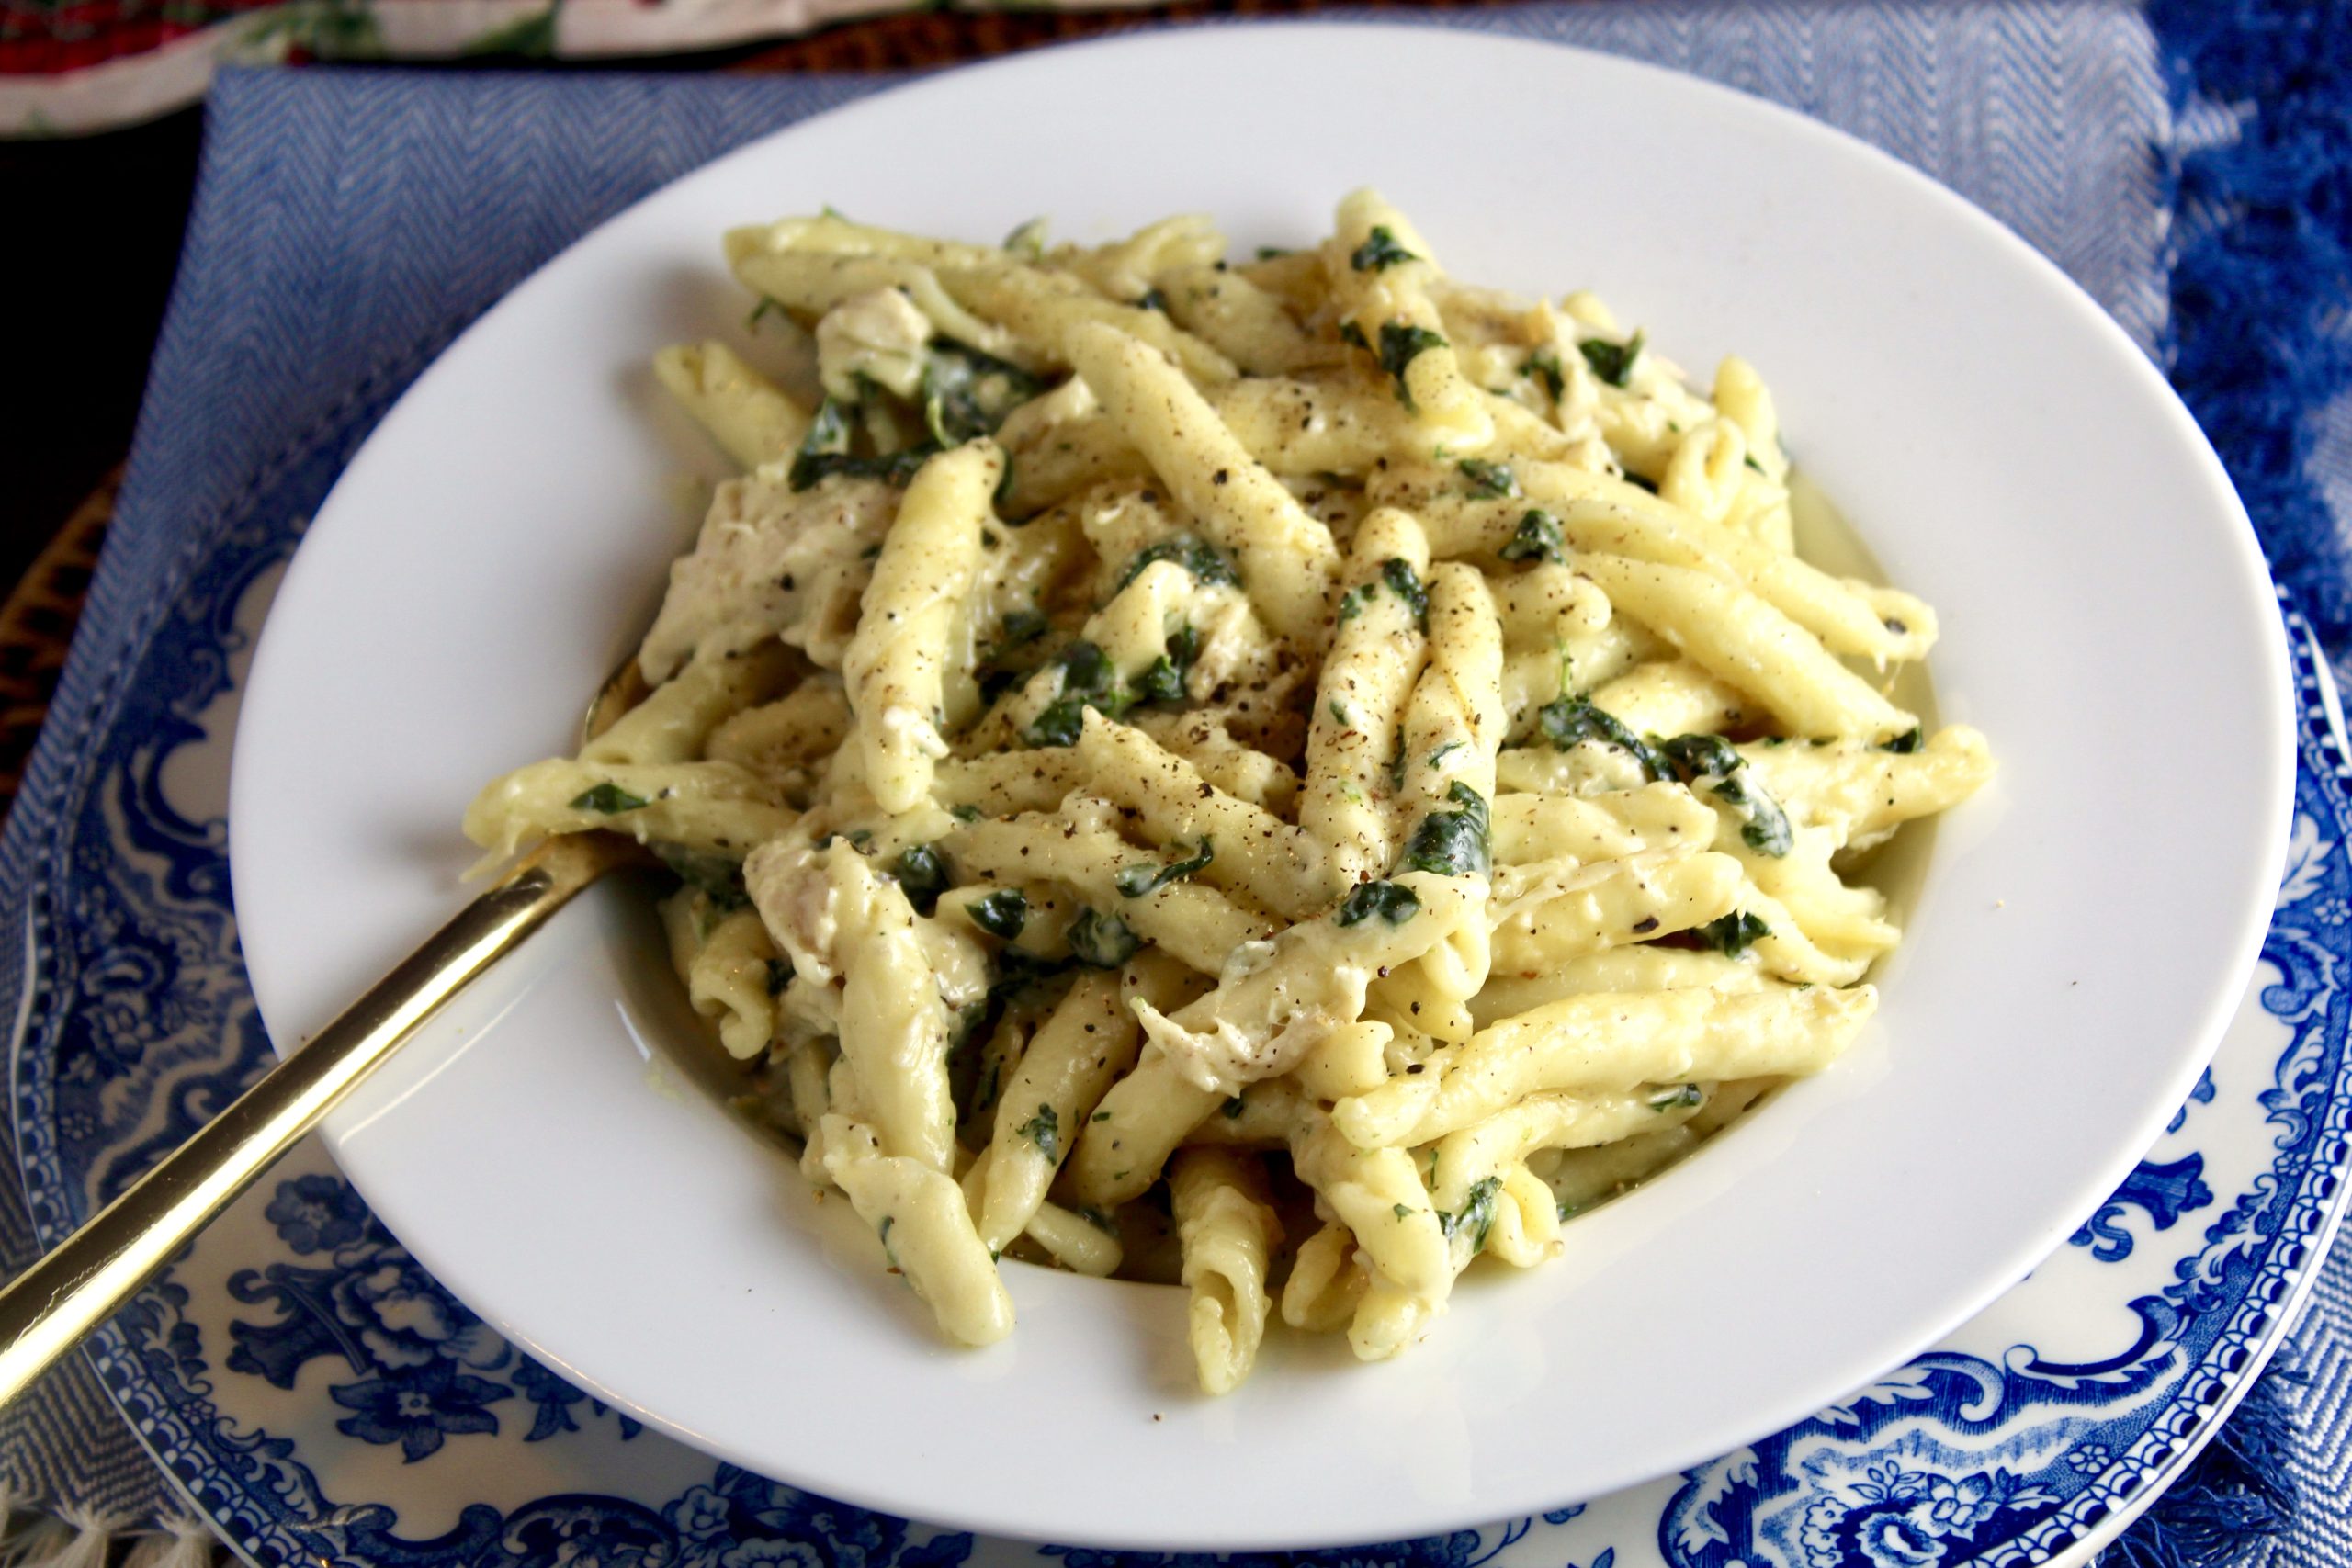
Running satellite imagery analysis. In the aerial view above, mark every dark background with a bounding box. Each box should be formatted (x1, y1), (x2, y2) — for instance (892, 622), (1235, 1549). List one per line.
(0, 109), (199, 592)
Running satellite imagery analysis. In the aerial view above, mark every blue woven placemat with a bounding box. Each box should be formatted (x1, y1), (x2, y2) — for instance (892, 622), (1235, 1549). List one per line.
(2, 1), (2345, 1562)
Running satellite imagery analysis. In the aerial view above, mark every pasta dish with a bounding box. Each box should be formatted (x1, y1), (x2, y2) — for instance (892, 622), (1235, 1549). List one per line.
(463, 192), (1994, 1393)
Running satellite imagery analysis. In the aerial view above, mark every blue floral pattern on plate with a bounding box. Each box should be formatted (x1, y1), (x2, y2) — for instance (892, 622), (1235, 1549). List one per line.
(7, 390), (2350, 1567)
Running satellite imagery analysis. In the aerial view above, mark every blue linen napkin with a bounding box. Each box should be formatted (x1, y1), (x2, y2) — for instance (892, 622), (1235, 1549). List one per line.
(3, 0), (2328, 1559)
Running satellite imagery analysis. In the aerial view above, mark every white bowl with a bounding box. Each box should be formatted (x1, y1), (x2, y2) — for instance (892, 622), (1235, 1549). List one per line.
(228, 24), (2293, 1552)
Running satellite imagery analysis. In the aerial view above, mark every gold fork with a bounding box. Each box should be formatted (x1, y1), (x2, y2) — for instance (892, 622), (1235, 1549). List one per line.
(0, 655), (652, 1404)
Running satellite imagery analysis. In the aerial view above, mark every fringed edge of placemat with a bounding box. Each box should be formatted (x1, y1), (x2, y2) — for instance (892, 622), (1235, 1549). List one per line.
(0, 1495), (226, 1568)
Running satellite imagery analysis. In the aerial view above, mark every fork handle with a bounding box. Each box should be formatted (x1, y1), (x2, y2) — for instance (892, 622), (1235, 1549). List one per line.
(0, 833), (631, 1406)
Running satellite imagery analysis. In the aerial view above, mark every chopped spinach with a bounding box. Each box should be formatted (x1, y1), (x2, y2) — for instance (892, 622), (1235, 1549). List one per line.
(967, 887), (1030, 941)
(1659, 734), (1793, 857)
(1337, 320), (1369, 351)
(1021, 626), (1194, 746)
(1398, 781), (1491, 879)
(1114, 838), (1214, 898)
(1338, 584), (1375, 623)
(922, 341), (1042, 447)
(1439, 1175), (1503, 1254)
(571, 782), (648, 814)
(1534, 695), (1670, 781)
(1068, 908), (1143, 969)
(1695, 910), (1771, 957)
(746, 298), (783, 332)
(1458, 458), (1518, 499)
(1374, 322), (1450, 410)
(1498, 508), (1566, 565)
(787, 398), (936, 491)
(1132, 625), (1194, 705)
(1350, 225), (1419, 272)
(1659, 733), (1743, 780)
(1647, 1084), (1703, 1112)
(1335, 880), (1421, 927)
(993, 607), (1049, 651)
(1883, 727), (1925, 754)
(1023, 640), (1130, 747)
(1018, 1103), (1060, 1163)
(1117, 534), (1240, 592)
(892, 844), (953, 915)
(1023, 698), (1089, 749)
(1003, 217), (1048, 259)
(1578, 330), (1645, 389)
(1381, 558), (1429, 629)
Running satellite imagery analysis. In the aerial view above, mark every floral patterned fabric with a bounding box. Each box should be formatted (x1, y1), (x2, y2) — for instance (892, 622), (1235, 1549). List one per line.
(0, 0), (1129, 136)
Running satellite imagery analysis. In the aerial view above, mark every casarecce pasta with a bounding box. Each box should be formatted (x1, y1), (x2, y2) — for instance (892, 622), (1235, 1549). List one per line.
(466, 192), (1995, 1393)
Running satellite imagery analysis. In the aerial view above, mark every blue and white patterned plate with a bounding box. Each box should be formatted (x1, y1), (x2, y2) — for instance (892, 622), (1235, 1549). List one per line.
(10, 443), (2349, 1565)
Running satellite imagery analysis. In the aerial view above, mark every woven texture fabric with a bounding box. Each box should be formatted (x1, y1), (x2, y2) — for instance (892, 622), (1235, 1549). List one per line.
(0, 0), (2232, 1545)
(2147, 8), (2352, 1565)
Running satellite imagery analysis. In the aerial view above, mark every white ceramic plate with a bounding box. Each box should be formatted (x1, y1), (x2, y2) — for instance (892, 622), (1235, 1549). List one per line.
(228, 24), (2293, 1554)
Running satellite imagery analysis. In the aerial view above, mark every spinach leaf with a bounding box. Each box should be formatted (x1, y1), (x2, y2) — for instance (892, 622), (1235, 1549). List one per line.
(1374, 321), (1449, 410)
(892, 843), (953, 915)
(1017, 1103), (1060, 1163)
(1068, 908), (1143, 969)
(1350, 226), (1419, 272)
(1002, 217), (1048, 259)
(1023, 697), (1089, 749)
(1335, 880), (1421, 927)
(1648, 1084), (1703, 1112)
(967, 888), (1030, 941)
(1497, 509), (1565, 565)
(788, 398), (933, 491)
(922, 340), (1042, 447)
(1381, 558), (1430, 629)
(571, 782), (648, 814)
(1132, 624), (1196, 705)
(1399, 781), (1491, 879)
(1578, 330), (1645, 389)
(1117, 535), (1240, 592)
(1694, 910), (1771, 957)
(1439, 1175), (1503, 1254)
(1458, 458), (1518, 499)
(1660, 734), (1793, 857)
(1114, 838), (1213, 897)
(1534, 695), (1670, 781)
(1023, 639), (1132, 748)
